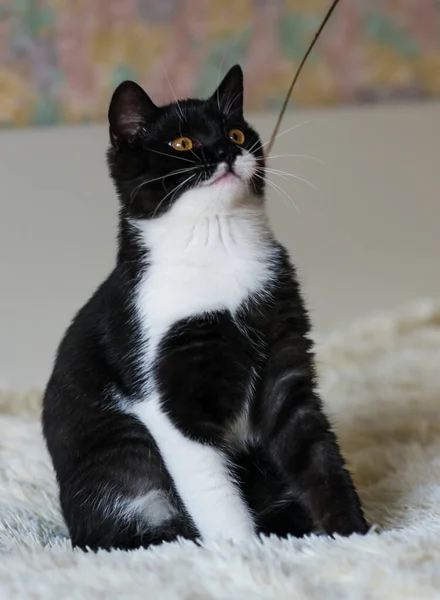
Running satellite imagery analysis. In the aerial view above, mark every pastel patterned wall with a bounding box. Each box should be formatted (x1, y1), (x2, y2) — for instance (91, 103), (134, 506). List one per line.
(1, 0), (440, 128)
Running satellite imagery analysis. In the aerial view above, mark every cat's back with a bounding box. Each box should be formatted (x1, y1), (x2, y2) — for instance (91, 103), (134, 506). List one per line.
(43, 266), (138, 414)
(50, 269), (124, 360)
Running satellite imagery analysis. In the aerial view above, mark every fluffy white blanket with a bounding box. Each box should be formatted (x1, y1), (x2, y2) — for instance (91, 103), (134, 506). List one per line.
(2, 301), (440, 599)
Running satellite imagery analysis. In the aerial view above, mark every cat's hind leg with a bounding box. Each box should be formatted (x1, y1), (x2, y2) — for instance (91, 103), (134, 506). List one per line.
(48, 409), (198, 551)
(67, 480), (196, 551)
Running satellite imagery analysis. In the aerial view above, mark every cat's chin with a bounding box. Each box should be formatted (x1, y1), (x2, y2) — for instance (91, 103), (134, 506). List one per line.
(159, 175), (258, 220)
(196, 175), (254, 211)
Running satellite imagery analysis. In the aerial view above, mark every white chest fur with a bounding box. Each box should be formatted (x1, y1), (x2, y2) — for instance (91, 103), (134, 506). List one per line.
(127, 201), (276, 542)
(133, 207), (276, 362)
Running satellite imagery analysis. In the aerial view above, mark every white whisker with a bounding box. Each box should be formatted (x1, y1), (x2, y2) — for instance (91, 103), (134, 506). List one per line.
(160, 60), (185, 123)
(262, 117), (328, 149)
(249, 118), (329, 155)
(264, 167), (321, 195)
(247, 137), (264, 154)
(146, 148), (195, 163)
(131, 167), (202, 202)
(254, 171), (300, 214)
(152, 174), (195, 218)
(254, 172), (290, 213)
(177, 124), (200, 163)
(188, 145), (200, 162)
(216, 51), (229, 112)
(265, 154), (328, 170)
(223, 91), (243, 115)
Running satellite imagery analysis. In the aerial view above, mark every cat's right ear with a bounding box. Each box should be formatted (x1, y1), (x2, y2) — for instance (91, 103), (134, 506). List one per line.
(108, 81), (157, 146)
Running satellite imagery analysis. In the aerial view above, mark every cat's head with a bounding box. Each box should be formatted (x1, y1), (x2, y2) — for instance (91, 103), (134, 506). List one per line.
(107, 65), (265, 220)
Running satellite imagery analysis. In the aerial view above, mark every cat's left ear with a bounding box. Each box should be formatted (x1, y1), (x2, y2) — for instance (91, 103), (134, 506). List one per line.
(211, 64), (244, 115)
(108, 80), (158, 146)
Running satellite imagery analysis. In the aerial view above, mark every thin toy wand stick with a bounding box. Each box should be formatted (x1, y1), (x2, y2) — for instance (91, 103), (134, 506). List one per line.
(265, 0), (341, 157)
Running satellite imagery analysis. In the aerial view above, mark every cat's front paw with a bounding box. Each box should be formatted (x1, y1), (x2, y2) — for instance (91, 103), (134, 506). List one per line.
(203, 519), (256, 544)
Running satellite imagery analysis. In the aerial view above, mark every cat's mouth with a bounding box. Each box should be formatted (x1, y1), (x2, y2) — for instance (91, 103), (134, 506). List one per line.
(209, 171), (238, 186)
(203, 166), (240, 187)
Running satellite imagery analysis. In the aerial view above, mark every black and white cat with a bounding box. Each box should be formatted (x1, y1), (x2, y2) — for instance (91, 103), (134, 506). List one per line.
(42, 65), (368, 551)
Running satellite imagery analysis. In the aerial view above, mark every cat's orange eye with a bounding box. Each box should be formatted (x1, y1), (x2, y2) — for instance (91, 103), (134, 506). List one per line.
(170, 137), (193, 151)
(228, 129), (245, 145)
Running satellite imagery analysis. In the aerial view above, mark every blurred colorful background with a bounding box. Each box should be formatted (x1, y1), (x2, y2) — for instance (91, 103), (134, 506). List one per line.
(1, 0), (440, 127)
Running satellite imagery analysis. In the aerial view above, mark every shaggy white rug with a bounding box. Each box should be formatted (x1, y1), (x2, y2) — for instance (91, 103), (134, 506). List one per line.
(2, 301), (440, 599)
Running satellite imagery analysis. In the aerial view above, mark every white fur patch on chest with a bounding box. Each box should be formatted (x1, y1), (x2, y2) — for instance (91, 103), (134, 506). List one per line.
(133, 204), (276, 362)
(126, 196), (275, 542)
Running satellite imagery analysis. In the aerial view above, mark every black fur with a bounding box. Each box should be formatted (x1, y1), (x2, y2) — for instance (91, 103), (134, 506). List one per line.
(42, 65), (368, 551)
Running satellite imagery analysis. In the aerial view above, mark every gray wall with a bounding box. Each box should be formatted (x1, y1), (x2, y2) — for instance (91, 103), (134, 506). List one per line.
(1, 103), (439, 387)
